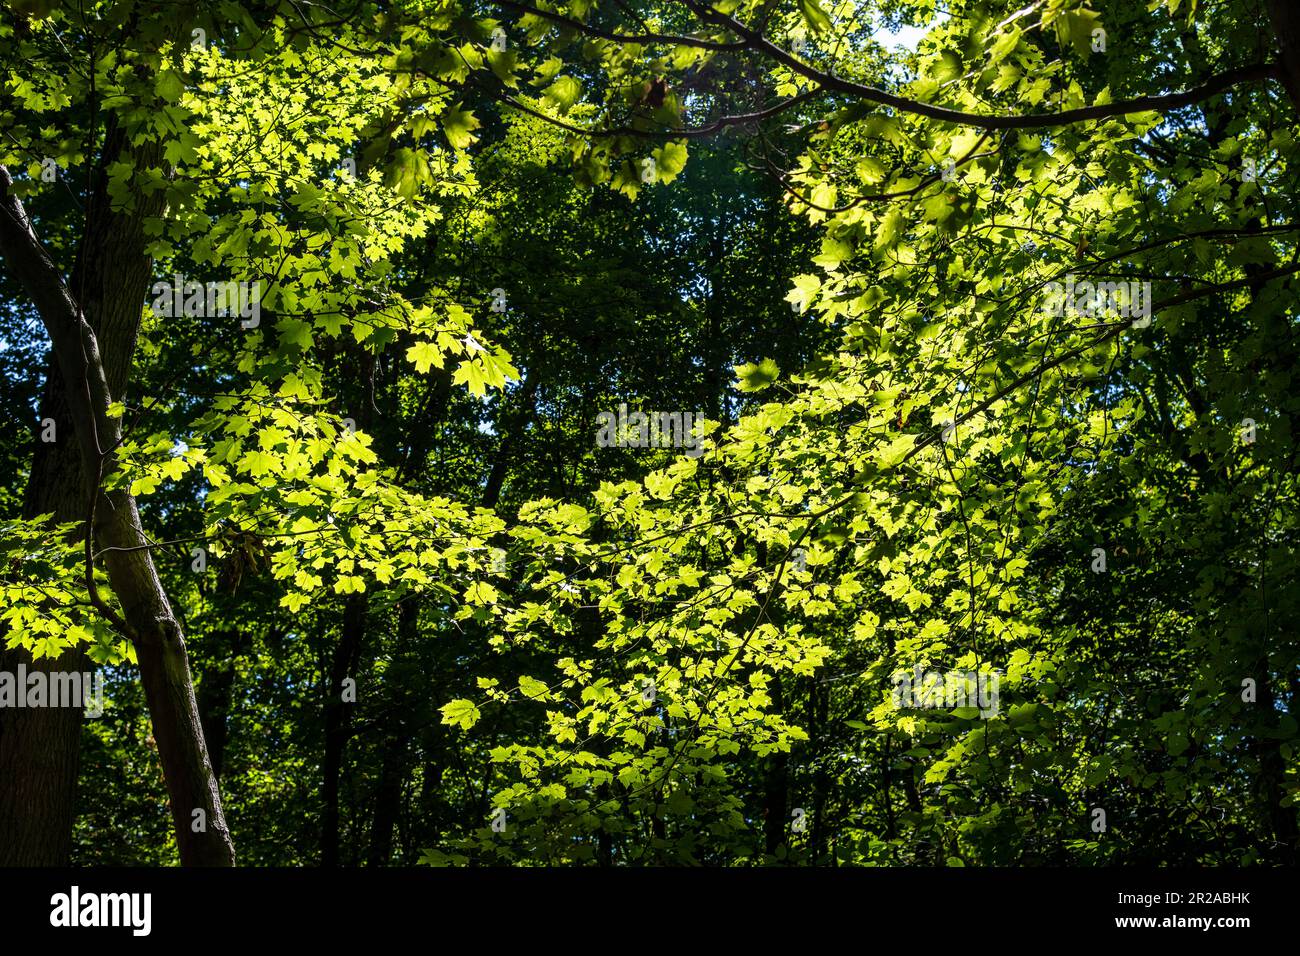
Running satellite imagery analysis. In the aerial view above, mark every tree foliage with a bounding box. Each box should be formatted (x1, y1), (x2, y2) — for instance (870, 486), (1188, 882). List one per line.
(0, 0), (1297, 866)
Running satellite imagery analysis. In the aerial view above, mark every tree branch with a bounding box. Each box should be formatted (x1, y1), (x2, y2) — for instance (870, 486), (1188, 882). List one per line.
(465, 71), (818, 138)
(0, 164), (131, 637)
(681, 0), (1278, 130)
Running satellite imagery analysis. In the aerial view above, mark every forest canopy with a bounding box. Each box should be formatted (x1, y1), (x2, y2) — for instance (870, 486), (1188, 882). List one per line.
(0, 0), (1297, 868)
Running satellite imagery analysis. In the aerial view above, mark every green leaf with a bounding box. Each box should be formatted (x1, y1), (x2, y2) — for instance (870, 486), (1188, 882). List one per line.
(874, 434), (917, 469)
(542, 76), (582, 115)
(441, 104), (481, 149)
(735, 358), (780, 392)
(519, 675), (549, 700)
(1054, 9), (1103, 55)
(874, 207), (905, 252)
(156, 69), (184, 103)
(385, 147), (431, 201)
(487, 48), (519, 87)
(797, 0), (832, 33)
(856, 156), (887, 184)
(440, 699), (481, 730)
(652, 140), (688, 183)
(406, 340), (444, 373)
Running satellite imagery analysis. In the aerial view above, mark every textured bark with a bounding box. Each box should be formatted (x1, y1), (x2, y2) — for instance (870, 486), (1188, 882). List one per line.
(0, 119), (155, 863)
(0, 160), (234, 865)
(0, 361), (88, 865)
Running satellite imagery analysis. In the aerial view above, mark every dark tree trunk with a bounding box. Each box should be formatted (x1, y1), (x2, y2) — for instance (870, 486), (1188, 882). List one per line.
(806, 680), (828, 865)
(196, 627), (250, 781)
(366, 598), (422, 866)
(0, 160), (235, 866)
(321, 593), (367, 866)
(762, 675), (788, 857)
(415, 710), (446, 851)
(0, 362), (88, 865)
(366, 736), (408, 866)
(1266, 1), (1300, 108)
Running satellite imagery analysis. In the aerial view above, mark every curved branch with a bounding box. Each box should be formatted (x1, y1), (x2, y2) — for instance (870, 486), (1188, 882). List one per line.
(468, 71), (818, 138)
(681, 0), (1278, 130)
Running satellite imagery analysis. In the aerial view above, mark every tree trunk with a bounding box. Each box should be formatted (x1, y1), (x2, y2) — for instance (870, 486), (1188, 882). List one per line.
(196, 626), (250, 781)
(762, 675), (788, 857)
(366, 598), (422, 866)
(0, 162), (235, 866)
(0, 362), (88, 864)
(366, 735), (408, 866)
(1266, 1), (1300, 108)
(321, 593), (367, 866)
